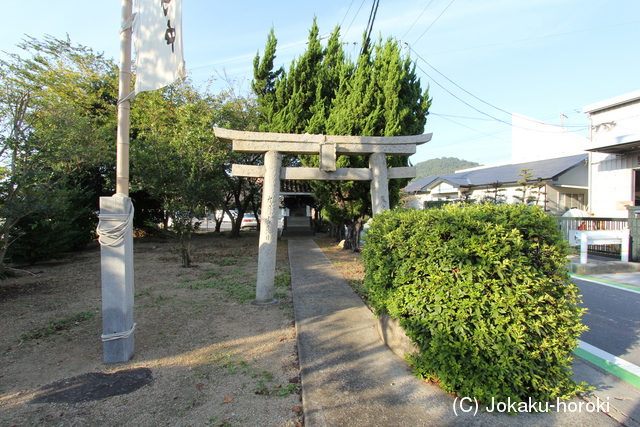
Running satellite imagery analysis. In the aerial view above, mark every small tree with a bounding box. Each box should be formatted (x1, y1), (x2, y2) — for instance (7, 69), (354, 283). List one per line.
(210, 82), (264, 238)
(514, 168), (546, 205)
(131, 79), (227, 266)
(480, 181), (506, 205)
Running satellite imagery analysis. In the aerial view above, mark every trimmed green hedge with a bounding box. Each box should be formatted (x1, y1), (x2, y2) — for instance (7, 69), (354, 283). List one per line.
(362, 203), (587, 403)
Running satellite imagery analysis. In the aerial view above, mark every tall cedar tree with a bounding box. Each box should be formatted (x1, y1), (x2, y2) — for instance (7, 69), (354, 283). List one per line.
(252, 21), (431, 247)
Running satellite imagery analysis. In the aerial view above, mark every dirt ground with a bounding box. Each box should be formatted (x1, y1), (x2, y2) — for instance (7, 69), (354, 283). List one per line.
(0, 232), (303, 427)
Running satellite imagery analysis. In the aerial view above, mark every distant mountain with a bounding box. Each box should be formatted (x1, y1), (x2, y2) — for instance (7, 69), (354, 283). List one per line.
(411, 157), (481, 183)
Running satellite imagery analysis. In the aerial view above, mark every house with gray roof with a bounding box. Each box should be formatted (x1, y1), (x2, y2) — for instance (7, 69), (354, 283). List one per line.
(405, 153), (588, 215)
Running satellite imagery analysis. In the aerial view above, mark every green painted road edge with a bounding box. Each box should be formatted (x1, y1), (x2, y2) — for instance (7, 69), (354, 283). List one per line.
(570, 273), (640, 292)
(574, 347), (640, 389)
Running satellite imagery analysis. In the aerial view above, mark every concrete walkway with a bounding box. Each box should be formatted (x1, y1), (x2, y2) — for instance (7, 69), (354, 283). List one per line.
(288, 237), (626, 427)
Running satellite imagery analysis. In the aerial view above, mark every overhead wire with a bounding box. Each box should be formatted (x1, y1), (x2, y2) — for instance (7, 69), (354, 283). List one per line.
(422, 19), (640, 57)
(411, 51), (588, 133)
(340, 0), (356, 29)
(401, 0), (435, 41)
(432, 113), (511, 144)
(343, 0), (368, 41)
(410, 47), (586, 128)
(412, 0), (456, 45)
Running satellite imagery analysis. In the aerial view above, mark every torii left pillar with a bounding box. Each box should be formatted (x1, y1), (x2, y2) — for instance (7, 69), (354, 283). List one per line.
(254, 150), (282, 305)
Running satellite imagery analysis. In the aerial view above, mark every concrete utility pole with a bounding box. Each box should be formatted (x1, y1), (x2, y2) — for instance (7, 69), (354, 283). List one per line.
(96, 0), (136, 364)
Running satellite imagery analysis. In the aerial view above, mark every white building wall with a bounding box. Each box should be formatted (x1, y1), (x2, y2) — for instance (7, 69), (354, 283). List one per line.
(585, 91), (640, 217)
(589, 152), (635, 217)
(511, 113), (589, 163)
(586, 91), (640, 146)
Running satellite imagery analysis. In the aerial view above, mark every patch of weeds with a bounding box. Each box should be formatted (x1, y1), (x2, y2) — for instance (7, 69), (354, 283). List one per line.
(220, 357), (250, 375)
(274, 271), (291, 288)
(251, 370), (274, 380)
(154, 295), (170, 303)
(217, 416), (243, 426)
(348, 279), (369, 300)
(199, 269), (218, 280)
(274, 289), (288, 299)
(253, 374), (299, 397)
(135, 287), (152, 298)
(20, 311), (95, 341)
(193, 366), (214, 380)
(272, 383), (298, 397)
(279, 304), (293, 320)
(178, 397), (201, 416)
(209, 278), (255, 303)
(178, 280), (212, 290)
(217, 258), (237, 266)
(254, 379), (269, 395)
(177, 272), (254, 302)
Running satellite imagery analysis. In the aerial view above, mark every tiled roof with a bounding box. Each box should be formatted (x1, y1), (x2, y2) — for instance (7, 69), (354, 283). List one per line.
(406, 153), (588, 193)
(280, 180), (314, 194)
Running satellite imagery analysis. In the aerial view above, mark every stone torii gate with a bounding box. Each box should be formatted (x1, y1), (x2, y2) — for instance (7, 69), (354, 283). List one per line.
(213, 128), (432, 304)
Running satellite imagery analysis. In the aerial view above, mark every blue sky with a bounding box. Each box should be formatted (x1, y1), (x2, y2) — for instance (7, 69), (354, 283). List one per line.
(4, 1), (640, 166)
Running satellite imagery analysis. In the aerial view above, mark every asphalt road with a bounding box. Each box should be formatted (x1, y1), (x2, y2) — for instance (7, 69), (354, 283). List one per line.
(573, 276), (640, 366)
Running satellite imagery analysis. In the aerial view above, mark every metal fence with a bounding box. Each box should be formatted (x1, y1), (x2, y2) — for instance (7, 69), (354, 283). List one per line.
(555, 217), (629, 257)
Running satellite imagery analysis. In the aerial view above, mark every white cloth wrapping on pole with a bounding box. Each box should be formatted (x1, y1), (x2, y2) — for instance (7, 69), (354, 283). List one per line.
(97, 200), (135, 247)
(132, 0), (186, 95)
(101, 323), (137, 342)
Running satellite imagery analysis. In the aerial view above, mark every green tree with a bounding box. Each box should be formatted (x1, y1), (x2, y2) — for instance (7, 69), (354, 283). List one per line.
(130, 79), (226, 266)
(481, 181), (507, 205)
(210, 82), (264, 238)
(253, 22), (431, 249)
(515, 168), (546, 206)
(0, 35), (117, 272)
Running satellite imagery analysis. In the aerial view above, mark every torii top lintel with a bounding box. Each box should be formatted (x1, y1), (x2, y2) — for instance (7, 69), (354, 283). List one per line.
(213, 127), (432, 156)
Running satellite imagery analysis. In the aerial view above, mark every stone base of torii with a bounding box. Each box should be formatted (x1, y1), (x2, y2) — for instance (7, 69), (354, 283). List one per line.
(213, 128), (432, 304)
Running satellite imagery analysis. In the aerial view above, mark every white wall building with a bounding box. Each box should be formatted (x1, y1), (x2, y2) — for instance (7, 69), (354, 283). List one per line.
(584, 90), (640, 217)
(511, 113), (589, 163)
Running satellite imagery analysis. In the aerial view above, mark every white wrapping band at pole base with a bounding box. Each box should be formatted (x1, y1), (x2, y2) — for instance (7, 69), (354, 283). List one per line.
(97, 199), (134, 247)
(101, 323), (137, 342)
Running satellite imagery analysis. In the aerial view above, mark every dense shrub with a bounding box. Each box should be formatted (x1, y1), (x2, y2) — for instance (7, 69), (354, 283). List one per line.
(362, 203), (587, 404)
(7, 186), (98, 264)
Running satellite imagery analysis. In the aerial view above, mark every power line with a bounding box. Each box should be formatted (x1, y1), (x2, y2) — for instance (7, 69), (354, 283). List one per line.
(411, 48), (588, 132)
(432, 113), (511, 144)
(433, 113), (494, 122)
(402, 0), (435, 41)
(343, 0), (368, 41)
(340, 0), (356, 29)
(412, 0), (456, 45)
